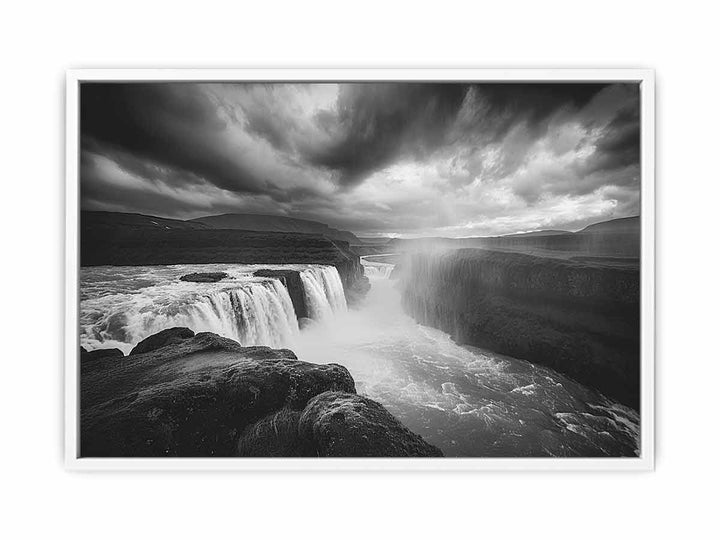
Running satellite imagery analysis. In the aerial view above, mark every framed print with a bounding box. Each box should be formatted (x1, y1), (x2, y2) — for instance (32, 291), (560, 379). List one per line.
(65, 69), (654, 470)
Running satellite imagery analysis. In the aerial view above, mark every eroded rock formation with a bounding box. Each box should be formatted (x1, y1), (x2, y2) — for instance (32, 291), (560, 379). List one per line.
(128, 327), (195, 356)
(81, 328), (441, 457)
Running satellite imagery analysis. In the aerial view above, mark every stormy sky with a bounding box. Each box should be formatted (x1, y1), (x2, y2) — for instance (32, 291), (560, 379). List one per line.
(80, 81), (640, 237)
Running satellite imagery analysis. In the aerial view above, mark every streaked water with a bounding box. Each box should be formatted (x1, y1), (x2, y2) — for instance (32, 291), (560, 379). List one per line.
(300, 266), (347, 319)
(363, 263), (394, 279)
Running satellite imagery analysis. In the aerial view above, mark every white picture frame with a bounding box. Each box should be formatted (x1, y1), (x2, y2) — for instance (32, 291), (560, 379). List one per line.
(65, 68), (655, 471)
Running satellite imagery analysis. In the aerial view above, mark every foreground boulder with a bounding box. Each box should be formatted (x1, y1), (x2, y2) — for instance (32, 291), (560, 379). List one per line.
(299, 392), (443, 457)
(237, 392), (442, 457)
(179, 272), (228, 282)
(81, 328), (440, 457)
(129, 327), (195, 355)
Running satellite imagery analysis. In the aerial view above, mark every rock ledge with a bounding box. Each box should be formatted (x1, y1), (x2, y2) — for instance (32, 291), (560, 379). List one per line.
(81, 328), (441, 458)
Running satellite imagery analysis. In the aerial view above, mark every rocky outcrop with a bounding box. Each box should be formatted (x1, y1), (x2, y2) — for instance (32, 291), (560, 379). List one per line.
(298, 392), (443, 457)
(397, 249), (640, 409)
(179, 272), (228, 282)
(253, 269), (308, 319)
(237, 391), (442, 457)
(81, 328), (441, 457)
(129, 327), (195, 356)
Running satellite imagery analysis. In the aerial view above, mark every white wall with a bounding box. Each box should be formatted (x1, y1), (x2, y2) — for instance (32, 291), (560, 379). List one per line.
(1, 1), (716, 538)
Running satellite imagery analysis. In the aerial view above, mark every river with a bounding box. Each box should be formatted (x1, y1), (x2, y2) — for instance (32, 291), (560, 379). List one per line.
(80, 260), (639, 457)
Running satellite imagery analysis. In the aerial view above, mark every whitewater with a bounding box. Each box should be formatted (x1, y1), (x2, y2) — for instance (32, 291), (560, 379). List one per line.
(80, 263), (346, 354)
(80, 260), (639, 457)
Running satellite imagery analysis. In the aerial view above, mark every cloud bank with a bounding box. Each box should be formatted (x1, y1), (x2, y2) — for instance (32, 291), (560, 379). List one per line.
(80, 81), (640, 237)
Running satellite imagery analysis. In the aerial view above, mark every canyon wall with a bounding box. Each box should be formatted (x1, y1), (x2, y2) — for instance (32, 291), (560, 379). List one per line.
(397, 249), (640, 409)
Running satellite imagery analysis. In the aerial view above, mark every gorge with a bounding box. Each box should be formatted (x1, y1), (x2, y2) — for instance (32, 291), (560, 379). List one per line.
(81, 253), (640, 457)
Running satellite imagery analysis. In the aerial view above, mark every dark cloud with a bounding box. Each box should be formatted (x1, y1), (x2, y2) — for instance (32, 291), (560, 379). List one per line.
(478, 84), (608, 122)
(81, 83), (272, 195)
(583, 105), (641, 175)
(243, 105), (296, 152)
(305, 83), (609, 186)
(305, 84), (466, 185)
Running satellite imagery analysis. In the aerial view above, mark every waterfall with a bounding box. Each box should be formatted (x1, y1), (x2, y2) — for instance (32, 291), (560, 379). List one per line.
(363, 263), (394, 279)
(184, 280), (300, 348)
(80, 264), (350, 354)
(82, 278), (299, 353)
(300, 266), (347, 320)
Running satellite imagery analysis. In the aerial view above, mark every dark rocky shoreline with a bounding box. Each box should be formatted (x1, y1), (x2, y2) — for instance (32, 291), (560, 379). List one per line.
(81, 328), (441, 457)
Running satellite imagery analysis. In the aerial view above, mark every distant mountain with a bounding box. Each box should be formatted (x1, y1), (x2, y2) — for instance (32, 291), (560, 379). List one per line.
(352, 215), (641, 258)
(81, 210), (361, 244)
(500, 229), (570, 238)
(80, 211), (366, 287)
(190, 213), (360, 244)
(579, 216), (640, 234)
(82, 211), (210, 230)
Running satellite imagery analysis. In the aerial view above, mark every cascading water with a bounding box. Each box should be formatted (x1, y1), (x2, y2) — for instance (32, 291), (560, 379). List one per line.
(300, 266), (347, 319)
(184, 280), (299, 347)
(80, 263), (346, 354)
(363, 263), (393, 279)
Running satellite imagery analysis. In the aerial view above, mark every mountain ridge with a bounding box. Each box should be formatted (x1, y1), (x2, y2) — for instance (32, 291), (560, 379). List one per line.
(190, 213), (360, 244)
(81, 210), (360, 244)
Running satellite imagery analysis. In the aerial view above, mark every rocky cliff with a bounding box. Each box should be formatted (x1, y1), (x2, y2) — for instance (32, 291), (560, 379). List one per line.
(81, 211), (367, 303)
(80, 328), (441, 457)
(397, 249), (640, 409)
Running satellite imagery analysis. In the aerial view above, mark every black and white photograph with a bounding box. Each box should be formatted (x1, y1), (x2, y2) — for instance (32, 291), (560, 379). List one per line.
(12, 2), (720, 538)
(72, 74), (650, 461)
